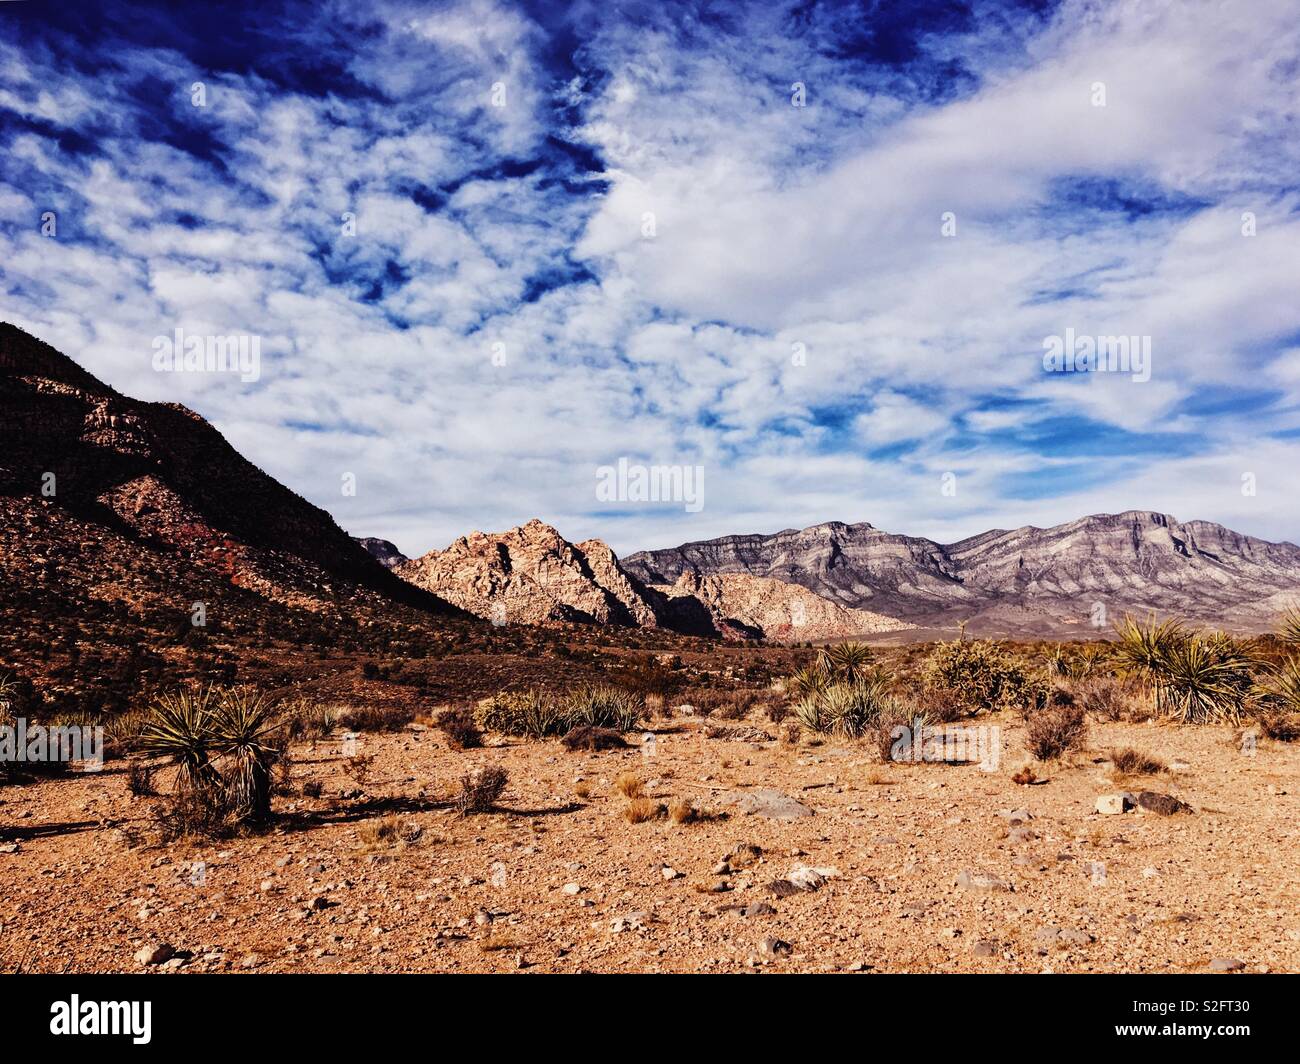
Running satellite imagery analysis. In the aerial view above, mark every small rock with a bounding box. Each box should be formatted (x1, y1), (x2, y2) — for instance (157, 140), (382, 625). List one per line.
(661, 865), (683, 881)
(735, 789), (814, 821)
(561, 883), (581, 895)
(972, 939), (999, 958)
(134, 943), (174, 966)
(1095, 794), (1131, 815)
(758, 936), (792, 959)
(1136, 791), (1190, 816)
(955, 869), (1012, 892)
(1209, 957), (1245, 972)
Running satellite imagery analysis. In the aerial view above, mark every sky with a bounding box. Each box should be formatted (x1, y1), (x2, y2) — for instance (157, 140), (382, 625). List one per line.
(2, 0), (1300, 558)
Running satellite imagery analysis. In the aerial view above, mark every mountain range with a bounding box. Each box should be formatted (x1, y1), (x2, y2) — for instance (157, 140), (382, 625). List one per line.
(623, 513), (1300, 636)
(4, 318), (1299, 718)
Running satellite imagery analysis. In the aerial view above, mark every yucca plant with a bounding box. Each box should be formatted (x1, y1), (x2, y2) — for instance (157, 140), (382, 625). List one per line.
(790, 663), (831, 698)
(1112, 614), (1187, 684)
(1277, 608), (1300, 645)
(792, 693), (827, 733)
(562, 684), (642, 732)
(1152, 633), (1256, 724)
(212, 687), (283, 824)
(820, 642), (875, 684)
(140, 686), (222, 797)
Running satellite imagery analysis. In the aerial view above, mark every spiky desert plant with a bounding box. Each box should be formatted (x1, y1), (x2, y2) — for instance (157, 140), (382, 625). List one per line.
(140, 685), (222, 797)
(790, 663), (830, 698)
(1152, 633), (1256, 724)
(820, 642), (875, 684)
(212, 687), (283, 824)
(1277, 608), (1300, 645)
(475, 689), (566, 738)
(562, 684), (642, 731)
(1112, 614), (1187, 684)
(791, 692), (827, 733)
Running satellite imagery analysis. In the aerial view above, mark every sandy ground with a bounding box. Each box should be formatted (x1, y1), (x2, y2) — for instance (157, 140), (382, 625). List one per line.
(2, 712), (1297, 974)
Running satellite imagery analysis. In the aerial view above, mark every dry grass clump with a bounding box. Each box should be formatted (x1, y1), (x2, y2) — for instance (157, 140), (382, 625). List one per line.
(336, 703), (413, 733)
(614, 771), (644, 798)
(475, 685), (643, 738)
(126, 759), (156, 796)
(573, 781), (592, 800)
(623, 797), (665, 823)
(454, 766), (509, 815)
(279, 698), (339, 741)
(1073, 675), (1144, 721)
(667, 798), (696, 824)
(1108, 747), (1167, 775)
(434, 705), (482, 750)
(1025, 701), (1088, 760)
(358, 814), (423, 848)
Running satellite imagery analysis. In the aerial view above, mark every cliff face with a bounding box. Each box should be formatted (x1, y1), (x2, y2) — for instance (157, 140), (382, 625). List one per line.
(396, 519), (661, 627)
(625, 512), (1300, 634)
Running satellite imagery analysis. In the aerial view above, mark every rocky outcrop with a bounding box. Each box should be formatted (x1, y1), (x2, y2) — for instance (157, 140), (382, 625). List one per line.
(625, 512), (1300, 634)
(356, 537), (407, 569)
(396, 519), (661, 627)
(653, 571), (912, 642)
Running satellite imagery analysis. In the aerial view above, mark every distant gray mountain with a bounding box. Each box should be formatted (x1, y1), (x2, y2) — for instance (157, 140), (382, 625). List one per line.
(356, 537), (408, 569)
(622, 512), (1300, 636)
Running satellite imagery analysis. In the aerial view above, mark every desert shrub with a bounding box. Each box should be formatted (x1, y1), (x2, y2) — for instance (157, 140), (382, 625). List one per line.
(336, 704), (412, 733)
(867, 702), (926, 763)
(127, 760), (156, 796)
(1258, 710), (1300, 742)
(793, 677), (897, 738)
(765, 699), (790, 725)
(1025, 702), (1088, 760)
(454, 766), (509, 815)
(614, 771), (643, 798)
(212, 687), (284, 825)
(359, 814), (422, 847)
(562, 684), (643, 731)
(279, 698), (338, 741)
(1108, 747), (1166, 775)
(435, 706), (482, 750)
(923, 639), (1043, 715)
(1074, 675), (1144, 721)
(667, 798), (696, 824)
(1152, 633), (1256, 724)
(623, 797), (664, 823)
(140, 685), (287, 832)
(817, 642), (876, 683)
(475, 689), (567, 738)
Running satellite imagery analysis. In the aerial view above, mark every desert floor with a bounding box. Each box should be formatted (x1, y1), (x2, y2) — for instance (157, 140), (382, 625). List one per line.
(1, 711), (1297, 974)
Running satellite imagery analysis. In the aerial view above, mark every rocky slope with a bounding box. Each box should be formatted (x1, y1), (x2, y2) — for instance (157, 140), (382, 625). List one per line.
(0, 322), (461, 713)
(625, 512), (1300, 634)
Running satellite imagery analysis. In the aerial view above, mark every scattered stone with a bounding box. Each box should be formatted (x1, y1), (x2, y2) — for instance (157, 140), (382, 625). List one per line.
(307, 895), (331, 912)
(1209, 957), (1245, 972)
(758, 936), (792, 959)
(955, 869), (1012, 892)
(997, 808), (1033, 822)
(1136, 791), (1191, 816)
(134, 943), (174, 966)
(661, 865), (683, 881)
(727, 843), (763, 868)
(1007, 825), (1037, 844)
(1095, 794), (1132, 815)
(240, 953), (263, 969)
(972, 939), (999, 958)
(712, 860), (732, 876)
(561, 883), (581, 895)
(734, 789), (814, 821)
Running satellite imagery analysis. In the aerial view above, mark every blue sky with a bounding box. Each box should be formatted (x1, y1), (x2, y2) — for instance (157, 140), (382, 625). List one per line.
(2, 0), (1300, 556)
